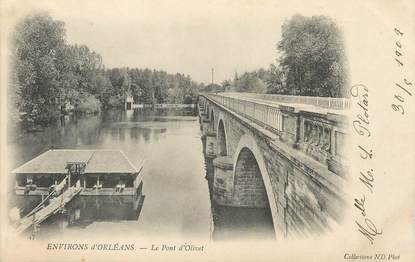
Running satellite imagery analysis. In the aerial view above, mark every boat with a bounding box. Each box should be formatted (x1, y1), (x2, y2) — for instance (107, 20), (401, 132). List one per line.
(12, 149), (144, 196)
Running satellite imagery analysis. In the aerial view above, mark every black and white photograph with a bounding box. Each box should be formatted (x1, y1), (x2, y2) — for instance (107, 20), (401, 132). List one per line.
(0, 0), (414, 261)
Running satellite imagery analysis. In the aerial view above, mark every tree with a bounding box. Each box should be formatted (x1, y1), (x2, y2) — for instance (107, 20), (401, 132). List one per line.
(232, 71), (267, 93)
(265, 63), (285, 94)
(277, 15), (347, 97)
(153, 70), (169, 104)
(120, 68), (131, 100)
(92, 70), (113, 108)
(57, 44), (105, 108)
(140, 69), (154, 105)
(68, 44), (104, 95)
(251, 78), (267, 93)
(12, 11), (203, 123)
(14, 12), (67, 125)
(221, 80), (232, 92)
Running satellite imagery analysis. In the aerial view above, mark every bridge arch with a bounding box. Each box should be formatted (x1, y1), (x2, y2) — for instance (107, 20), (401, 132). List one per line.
(233, 134), (279, 238)
(216, 118), (228, 156)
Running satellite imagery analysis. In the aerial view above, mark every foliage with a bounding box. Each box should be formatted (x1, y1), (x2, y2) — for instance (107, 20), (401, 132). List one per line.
(220, 66), (279, 94)
(13, 12), (66, 125)
(277, 15), (347, 97)
(233, 69), (267, 93)
(11, 12), (347, 130)
(199, 83), (223, 93)
(12, 12), (201, 127)
(128, 69), (199, 104)
(220, 15), (347, 97)
(221, 80), (232, 92)
(265, 64), (285, 94)
(75, 94), (101, 114)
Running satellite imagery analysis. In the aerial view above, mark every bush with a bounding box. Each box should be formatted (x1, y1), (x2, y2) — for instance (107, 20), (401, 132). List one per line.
(75, 95), (101, 114)
(107, 95), (123, 108)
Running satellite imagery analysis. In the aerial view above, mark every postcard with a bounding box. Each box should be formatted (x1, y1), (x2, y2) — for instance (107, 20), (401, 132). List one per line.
(0, 0), (414, 261)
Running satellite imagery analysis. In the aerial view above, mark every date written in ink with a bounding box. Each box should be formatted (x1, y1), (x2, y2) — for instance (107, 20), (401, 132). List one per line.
(391, 28), (412, 115)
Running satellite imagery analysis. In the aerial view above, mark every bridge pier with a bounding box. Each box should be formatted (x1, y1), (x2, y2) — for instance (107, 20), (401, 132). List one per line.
(200, 115), (217, 158)
(198, 93), (349, 238)
(200, 113), (210, 133)
(198, 104), (207, 127)
(205, 132), (217, 159)
(212, 156), (234, 206)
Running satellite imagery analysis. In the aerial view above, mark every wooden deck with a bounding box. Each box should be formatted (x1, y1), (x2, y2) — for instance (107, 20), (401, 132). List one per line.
(14, 186), (82, 234)
(81, 187), (137, 195)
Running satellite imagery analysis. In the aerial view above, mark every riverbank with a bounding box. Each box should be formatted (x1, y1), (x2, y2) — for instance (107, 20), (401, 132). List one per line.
(129, 103), (195, 109)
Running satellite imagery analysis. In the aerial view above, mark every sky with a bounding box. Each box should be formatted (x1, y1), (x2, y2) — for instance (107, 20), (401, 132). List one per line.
(4, 0), (411, 84)
(53, 1), (288, 84)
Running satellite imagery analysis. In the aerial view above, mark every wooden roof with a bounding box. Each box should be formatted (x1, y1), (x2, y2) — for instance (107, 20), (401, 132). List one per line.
(12, 149), (141, 174)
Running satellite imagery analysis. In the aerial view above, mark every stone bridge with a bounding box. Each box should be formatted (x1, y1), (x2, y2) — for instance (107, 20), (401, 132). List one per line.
(198, 92), (349, 239)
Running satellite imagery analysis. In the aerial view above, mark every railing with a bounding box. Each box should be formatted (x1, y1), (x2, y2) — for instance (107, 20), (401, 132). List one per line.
(22, 176), (69, 218)
(14, 178), (81, 234)
(205, 93), (283, 133)
(220, 92), (350, 110)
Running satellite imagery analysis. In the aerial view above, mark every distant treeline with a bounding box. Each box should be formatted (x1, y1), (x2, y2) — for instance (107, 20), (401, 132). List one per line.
(11, 12), (347, 127)
(107, 68), (201, 106)
(11, 12), (201, 127)
(203, 15), (347, 98)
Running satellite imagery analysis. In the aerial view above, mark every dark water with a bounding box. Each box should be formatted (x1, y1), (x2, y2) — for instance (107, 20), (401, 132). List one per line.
(8, 108), (274, 241)
(203, 159), (275, 241)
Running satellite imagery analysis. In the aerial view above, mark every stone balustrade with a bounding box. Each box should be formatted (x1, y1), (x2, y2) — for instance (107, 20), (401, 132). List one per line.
(198, 93), (348, 238)
(203, 93), (348, 175)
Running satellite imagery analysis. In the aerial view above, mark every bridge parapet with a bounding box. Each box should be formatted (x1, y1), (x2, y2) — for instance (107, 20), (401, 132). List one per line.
(201, 93), (348, 176)
(223, 92), (350, 110)
(198, 93), (349, 238)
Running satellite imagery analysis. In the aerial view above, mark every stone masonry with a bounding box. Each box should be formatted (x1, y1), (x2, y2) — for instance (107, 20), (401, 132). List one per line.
(198, 94), (347, 239)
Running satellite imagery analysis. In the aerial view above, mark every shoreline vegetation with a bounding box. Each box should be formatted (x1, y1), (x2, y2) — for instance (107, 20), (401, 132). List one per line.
(11, 12), (202, 129)
(10, 11), (347, 130)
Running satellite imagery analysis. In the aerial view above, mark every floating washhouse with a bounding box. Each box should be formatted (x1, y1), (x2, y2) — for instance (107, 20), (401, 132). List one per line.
(12, 149), (144, 196)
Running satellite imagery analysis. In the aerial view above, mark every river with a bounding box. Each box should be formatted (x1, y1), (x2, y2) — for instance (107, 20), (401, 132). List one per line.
(8, 108), (274, 241)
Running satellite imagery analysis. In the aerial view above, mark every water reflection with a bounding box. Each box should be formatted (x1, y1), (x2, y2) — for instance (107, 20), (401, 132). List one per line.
(65, 195), (145, 228)
(9, 106), (274, 241)
(13, 183), (145, 239)
(9, 107), (211, 240)
(8, 107), (197, 169)
(35, 193), (144, 240)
